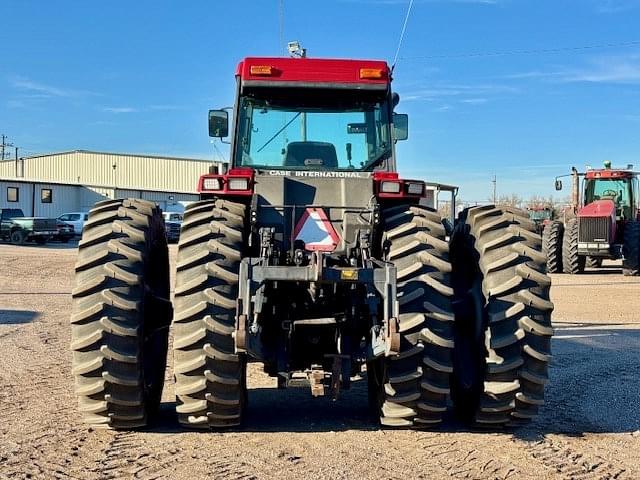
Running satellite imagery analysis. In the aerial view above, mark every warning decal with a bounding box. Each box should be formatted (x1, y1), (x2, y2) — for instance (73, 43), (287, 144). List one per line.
(292, 208), (340, 252)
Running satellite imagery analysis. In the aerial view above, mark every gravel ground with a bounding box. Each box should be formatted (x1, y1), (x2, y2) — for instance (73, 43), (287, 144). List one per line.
(0, 244), (639, 479)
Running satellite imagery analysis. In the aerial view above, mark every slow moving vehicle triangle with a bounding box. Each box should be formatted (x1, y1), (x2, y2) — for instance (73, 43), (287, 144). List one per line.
(293, 208), (340, 251)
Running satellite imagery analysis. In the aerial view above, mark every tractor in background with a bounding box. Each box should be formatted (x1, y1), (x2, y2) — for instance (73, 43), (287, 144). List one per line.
(527, 206), (555, 235)
(545, 162), (640, 275)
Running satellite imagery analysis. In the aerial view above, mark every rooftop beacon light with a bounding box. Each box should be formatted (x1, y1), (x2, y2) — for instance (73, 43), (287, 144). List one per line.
(604, 160), (612, 169)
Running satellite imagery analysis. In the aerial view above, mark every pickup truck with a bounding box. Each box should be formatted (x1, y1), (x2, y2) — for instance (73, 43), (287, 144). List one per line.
(163, 211), (183, 243)
(0, 208), (58, 245)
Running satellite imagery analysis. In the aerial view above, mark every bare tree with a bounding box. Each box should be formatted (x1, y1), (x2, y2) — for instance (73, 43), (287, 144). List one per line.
(493, 193), (523, 208)
(526, 195), (555, 209)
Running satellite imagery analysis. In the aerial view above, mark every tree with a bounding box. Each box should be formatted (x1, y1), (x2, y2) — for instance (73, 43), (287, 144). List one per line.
(493, 194), (523, 208)
(526, 195), (555, 210)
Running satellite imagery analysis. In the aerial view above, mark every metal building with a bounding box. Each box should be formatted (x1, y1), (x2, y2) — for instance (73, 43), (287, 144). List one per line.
(0, 150), (219, 216)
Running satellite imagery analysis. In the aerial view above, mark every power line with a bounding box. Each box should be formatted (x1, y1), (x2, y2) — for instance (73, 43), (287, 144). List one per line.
(401, 39), (640, 61)
(392, 0), (415, 71)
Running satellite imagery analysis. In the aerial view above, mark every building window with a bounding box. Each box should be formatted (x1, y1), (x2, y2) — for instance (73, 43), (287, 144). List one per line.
(41, 188), (53, 204)
(7, 187), (19, 202)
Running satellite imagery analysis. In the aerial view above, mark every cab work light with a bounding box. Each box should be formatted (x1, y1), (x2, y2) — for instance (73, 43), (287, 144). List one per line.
(359, 68), (384, 79)
(373, 172), (426, 199)
(380, 181), (402, 193)
(406, 182), (425, 195)
(228, 178), (249, 191)
(250, 65), (274, 76)
(203, 177), (222, 190)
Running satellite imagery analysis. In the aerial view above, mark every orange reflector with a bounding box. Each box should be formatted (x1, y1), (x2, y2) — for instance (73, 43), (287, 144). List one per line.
(360, 68), (384, 79)
(250, 65), (274, 76)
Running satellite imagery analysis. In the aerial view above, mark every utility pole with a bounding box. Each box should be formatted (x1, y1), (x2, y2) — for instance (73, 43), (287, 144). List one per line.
(492, 175), (497, 205)
(15, 147), (19, 177)
(1, 134), (15, 161)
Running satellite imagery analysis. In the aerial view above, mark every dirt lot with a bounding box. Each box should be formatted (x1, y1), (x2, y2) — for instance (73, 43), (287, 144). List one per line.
(1, 243), (639, 479)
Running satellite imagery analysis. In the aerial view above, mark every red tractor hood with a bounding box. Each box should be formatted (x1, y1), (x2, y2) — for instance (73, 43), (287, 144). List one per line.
(578, 199), (615, 218)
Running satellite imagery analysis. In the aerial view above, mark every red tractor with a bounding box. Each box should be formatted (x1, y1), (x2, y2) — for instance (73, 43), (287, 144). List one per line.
(545, 162), (640, 275)
(70, 55), (553, 430)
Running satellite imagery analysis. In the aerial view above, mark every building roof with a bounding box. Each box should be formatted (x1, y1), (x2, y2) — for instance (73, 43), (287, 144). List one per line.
(22, 149), (215, 163)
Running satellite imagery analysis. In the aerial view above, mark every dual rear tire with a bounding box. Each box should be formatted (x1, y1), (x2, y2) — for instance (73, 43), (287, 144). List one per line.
(70, 199), (553, 430)
(372, 204), (553, 428)
(450, 206), (553, 425)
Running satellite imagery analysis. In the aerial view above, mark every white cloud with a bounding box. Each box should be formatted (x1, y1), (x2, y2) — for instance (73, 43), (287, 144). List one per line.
(593, 0), (640, 13)
(102, 107), (139, 113)
(561, 54), (640, 83)
(507, 53), (640, 85)
(460, 98), (489, 104)
(101, 105), (184, 113)
(403, 83), (516, 101)
(343, 0), (499, 4)
(9, 76), (97, 97)
(148, 105), (184, 111)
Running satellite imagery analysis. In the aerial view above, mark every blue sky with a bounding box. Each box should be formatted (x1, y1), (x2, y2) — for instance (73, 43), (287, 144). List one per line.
(2, 0), (640, 201)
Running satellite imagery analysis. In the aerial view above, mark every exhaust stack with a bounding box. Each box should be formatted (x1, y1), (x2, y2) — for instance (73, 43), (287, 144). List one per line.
(571, 166), (580, 214)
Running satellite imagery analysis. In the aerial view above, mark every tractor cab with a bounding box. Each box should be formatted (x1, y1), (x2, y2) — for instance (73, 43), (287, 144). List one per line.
(200, 57), (421, 255)
(206, 57), (407, 175)
(583, 167), (639, 222)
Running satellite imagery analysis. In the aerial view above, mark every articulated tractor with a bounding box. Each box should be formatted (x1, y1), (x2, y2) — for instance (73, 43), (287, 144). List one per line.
(70, 56), (553, 430)
(545, 162), (640, 275)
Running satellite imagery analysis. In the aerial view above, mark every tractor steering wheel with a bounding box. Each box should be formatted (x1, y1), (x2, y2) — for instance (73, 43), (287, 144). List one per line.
(601, 189), (617, 198)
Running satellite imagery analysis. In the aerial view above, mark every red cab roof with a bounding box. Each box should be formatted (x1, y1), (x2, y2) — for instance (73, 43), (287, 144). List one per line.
(585, 169), (634, 179)
(236, 57), (390, 89)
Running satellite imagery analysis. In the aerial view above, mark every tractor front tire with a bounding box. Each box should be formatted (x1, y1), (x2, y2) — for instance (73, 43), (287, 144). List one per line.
(622, 221), (640, 276)
(542, 221), (563, 273)
(172, 199), (248, 429)
(562, 218), (585, 274)
(450, 205), (553, 426)
(71, 199), (171, 429)
(369, 204), (454, 428)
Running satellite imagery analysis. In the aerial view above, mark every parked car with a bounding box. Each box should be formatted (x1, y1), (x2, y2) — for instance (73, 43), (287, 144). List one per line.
(57, 212), (89, 235)
(0, 208), (58, 245)
(52, 221), (75, 243)
(163, 212), (183, 243)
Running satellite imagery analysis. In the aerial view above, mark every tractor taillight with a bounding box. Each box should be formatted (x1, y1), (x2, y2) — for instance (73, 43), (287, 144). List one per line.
(373, 172), (426, 199)
(202, 177), (222, 191)
(228, 178), (249, 191)
(406, 182), (425, 195)
(198, 168), (254, 197)
(380, 181), (401, 193)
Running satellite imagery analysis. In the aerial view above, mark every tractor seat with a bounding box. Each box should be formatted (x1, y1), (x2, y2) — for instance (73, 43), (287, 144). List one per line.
(284, 141), (338, 169)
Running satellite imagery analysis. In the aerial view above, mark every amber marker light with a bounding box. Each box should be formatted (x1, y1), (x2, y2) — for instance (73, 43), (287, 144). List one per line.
(359, 68), (384, 79)
(250, 65), (274, 76)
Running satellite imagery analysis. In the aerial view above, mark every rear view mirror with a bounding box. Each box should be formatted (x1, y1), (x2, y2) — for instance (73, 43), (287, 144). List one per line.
(208, 110), (229, 138)
(555, 180), (563, 191)
(393, 113), (408, 141)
